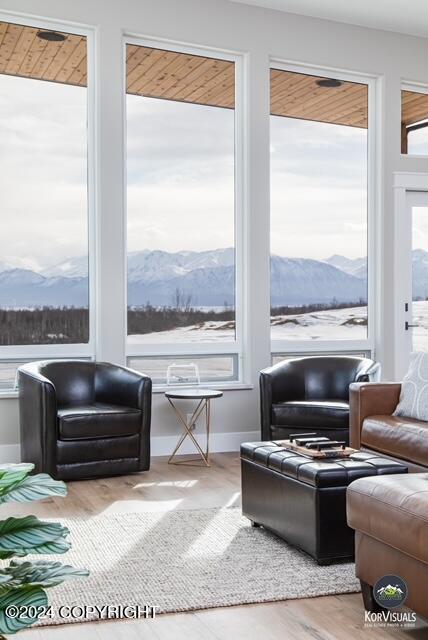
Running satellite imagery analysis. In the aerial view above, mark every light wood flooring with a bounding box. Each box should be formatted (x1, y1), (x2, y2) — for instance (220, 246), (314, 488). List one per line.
(3, 453), (424, 640)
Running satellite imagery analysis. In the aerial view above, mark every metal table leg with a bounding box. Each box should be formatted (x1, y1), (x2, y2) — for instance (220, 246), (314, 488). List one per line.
(167, 397), (211, 466)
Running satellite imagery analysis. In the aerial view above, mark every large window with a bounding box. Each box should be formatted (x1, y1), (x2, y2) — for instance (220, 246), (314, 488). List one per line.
(126, 42), (240, 383)
(0, 22), (89, 347)
(270, 68), (369, 346)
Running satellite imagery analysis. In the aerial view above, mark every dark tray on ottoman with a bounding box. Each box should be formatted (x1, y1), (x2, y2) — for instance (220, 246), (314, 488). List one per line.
(241, 441), (408, 564)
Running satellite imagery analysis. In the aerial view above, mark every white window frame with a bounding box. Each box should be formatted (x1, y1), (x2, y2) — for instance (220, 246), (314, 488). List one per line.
(123, 35), (248, 383)
(269, 59), (378, 357)
(271, 349), (372, 366)
(401, 81), (428, 159)
(0, 12), (98, 369)
(393, 171), (428, 378)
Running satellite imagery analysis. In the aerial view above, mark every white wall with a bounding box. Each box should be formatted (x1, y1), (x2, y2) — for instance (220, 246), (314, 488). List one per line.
(1, 0), (428, 455)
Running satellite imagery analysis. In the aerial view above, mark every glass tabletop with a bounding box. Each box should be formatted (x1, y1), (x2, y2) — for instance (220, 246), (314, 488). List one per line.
(165, 388), (223, 400)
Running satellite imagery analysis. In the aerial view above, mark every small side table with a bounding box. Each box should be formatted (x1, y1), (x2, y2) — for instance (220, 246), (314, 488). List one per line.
(165, 388), (223, 466)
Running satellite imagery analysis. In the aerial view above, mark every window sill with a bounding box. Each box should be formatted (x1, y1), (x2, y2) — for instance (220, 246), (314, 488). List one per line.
(0, 383), (254, 400)
(0, 391), (18, 399)
(152, 382), (253, 394)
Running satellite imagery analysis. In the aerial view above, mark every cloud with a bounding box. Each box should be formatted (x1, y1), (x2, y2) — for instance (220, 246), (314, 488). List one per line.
(270, 115), (367, 259)
(0, 74), (87, 269)
(0, 73), (368, 268)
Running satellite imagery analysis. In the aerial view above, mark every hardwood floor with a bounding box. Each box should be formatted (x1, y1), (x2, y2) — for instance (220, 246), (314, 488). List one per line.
(7, 453), (425, 640)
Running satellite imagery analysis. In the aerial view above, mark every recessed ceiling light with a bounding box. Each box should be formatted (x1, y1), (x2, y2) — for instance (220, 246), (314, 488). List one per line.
(36, 30), (67, 42)
(316, 78), (343, 88)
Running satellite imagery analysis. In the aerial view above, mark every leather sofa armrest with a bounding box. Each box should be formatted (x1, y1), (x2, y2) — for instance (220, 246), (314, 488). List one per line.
(349, 382), (401, 449)
(259, 370), (273, 440)
(260, 361), (300, 402)
(259, 360), (305, 439)
(18, 366), (57, 475)
(95, 363), (152, 471)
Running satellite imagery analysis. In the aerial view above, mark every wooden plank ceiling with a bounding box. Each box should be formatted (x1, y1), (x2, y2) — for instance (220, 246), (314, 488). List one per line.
(270, 68), (367, 128)
(126, 44), (235, 110)
(0, 22), (87, 86)
(1, 21), (426, 130)
(401, 90), (428, 126)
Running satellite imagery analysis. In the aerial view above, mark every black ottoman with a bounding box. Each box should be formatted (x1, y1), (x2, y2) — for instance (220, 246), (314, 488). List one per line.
(241, 442), (408, 564)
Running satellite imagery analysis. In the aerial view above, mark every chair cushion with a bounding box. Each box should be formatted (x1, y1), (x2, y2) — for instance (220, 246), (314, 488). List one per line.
(361, 415), (428, 467)
(347, 473), (428, 565)
(58, 403), (141, 440)
(271, 399), (349, 430)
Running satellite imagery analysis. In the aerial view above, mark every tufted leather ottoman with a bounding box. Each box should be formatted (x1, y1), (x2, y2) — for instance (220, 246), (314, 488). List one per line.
(241, 441), (407, 564)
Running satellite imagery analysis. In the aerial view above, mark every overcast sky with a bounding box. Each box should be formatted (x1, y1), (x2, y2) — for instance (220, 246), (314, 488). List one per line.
(1, 72), (370, 270)
(0, 74), (87, 271)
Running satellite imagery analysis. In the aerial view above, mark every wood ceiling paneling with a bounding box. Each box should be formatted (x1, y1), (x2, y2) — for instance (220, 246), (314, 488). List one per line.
(271, 68), (368, 128)
(0, 23), (367, 128)
(125, 44), (235, 109)
(0, 23), (87, 86)
(3, 22), (426, 131)
(401, 90), (428, 126)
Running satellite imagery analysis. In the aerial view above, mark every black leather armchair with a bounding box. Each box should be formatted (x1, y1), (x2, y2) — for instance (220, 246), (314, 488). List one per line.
(260, 356), (380, 444)
(18, 360), (152, 481)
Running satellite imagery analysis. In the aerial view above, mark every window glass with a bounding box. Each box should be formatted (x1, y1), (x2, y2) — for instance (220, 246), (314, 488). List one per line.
(0, 22), (89, 345)
(127, 355), (237, 385)
(270, 69), (368, 342)
(401, 89), (428, 155)
(126, 45), (235, 346)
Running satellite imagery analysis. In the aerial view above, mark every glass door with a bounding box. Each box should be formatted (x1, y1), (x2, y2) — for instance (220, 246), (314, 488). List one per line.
(402, 192), (428, 367)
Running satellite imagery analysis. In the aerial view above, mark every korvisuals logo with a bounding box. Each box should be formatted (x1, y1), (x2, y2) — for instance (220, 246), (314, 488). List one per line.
(373, 575), (408, 609)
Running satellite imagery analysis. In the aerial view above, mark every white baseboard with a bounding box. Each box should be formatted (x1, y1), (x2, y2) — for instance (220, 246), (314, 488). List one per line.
(151, 430), (259, 457)
(0, 431), (259, 465)
(0, 444), (20, 463)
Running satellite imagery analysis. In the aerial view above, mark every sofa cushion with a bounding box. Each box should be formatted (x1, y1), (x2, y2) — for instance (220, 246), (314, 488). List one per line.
(361, 415), (428, 467)
(347, 473), (428, 565)
(271, 399), (349, 430)
(58, 403), (141, 440)
(394, 351), (428, 421)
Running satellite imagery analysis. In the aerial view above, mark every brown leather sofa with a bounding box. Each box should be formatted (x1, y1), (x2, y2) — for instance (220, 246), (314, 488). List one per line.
(349, 382), (428, 471)
(347, 473), (428, 618)
(348, 381), (428, 618)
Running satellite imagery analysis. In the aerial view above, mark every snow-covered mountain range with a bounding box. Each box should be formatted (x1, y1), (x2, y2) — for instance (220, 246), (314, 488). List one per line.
(0, 247), (403, 309)
(324, 254), (367, 280)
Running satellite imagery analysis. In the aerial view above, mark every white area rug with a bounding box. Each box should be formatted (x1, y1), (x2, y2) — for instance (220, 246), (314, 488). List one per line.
(39, 507), (359, 626)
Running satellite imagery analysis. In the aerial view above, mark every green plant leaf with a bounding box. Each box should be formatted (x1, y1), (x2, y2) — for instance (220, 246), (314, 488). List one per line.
(0, 517), (70, 559)
(0, 466), (89, 635)
(0, 464), (34, 476)
(0, 585), (47, 635)
(0, 576), (14, 596)
(0, 474), (67, 504)
(0, 465), (33, 497)
(0, 560), (89, 592)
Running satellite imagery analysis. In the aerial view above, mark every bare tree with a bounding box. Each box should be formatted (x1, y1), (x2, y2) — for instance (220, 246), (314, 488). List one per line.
(172, 288), (192, 311)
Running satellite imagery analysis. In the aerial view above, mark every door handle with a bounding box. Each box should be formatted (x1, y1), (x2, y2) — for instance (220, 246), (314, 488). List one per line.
(405, 321), (419, 330)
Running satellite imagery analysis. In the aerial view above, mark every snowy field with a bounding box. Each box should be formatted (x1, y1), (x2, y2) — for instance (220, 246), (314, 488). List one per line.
(270, 306), (368, 341)
(128, 306), (369, 343)
(128, 320), (236, 344)
(128, 301), (428, 348)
